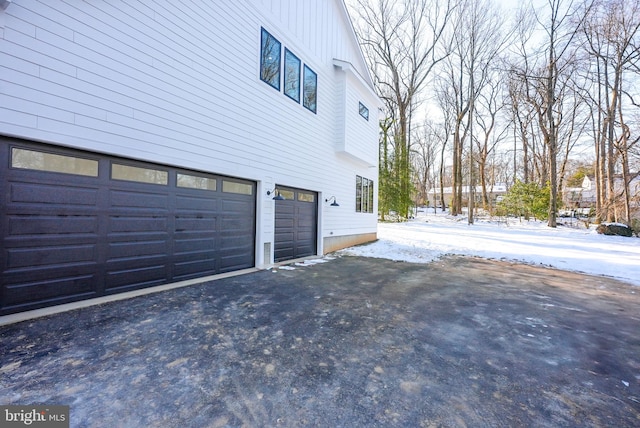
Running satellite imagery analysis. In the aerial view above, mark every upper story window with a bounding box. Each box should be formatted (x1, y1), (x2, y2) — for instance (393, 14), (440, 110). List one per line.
(260, 27), (317, 113)
(359, 102), (369, 121)
(284, 49), (301, 103)
(260, 28), (281, 91)
(303, 65), (317, 113)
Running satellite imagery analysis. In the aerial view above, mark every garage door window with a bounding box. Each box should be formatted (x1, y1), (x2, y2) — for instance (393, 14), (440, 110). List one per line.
(222, 180), (253, 195)
(298, 192), (315, 202)
(276, 189), (295, 200)
(112, 163), (168, 185)
(11, 147), (98, 177)
(177, 173), (217, 190)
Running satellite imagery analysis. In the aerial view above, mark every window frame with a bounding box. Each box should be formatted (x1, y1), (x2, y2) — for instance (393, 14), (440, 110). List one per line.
(356, 175), (374, 213)
(222, 180), (253, 195)
(359, 102), (369, 121)
(283, 48), (301, 103)
(10, 147), (99, 177)
(303, 64), (317, 113)
(111, 163), (168, 185)
(177, 173), (217, 191)
(260, 27), (281, 91)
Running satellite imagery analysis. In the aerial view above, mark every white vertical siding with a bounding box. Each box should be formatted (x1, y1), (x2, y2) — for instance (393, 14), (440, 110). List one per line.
(0, 0), (379, 262)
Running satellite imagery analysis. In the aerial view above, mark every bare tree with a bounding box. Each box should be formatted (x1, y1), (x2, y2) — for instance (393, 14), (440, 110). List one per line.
(581, 0), (640, 224)
(475, 75), (509, 212)
(411, 120), (440, 208)
(350, 0), (455, 219)
(508, 0), (594, 227)
(440, 0), (513, 221)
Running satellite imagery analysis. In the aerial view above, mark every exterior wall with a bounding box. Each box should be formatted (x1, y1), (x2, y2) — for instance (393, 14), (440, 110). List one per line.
(0, 0), (380, 266)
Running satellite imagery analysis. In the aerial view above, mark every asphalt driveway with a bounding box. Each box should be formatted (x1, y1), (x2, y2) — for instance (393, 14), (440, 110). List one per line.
(1, 255), (639, 427)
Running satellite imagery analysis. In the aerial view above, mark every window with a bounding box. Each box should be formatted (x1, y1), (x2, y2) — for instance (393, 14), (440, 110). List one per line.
(11, 147), (98, 177)
(359, 102), (369, 121)
(177, 173), (217, 190)
(284, 48), (301, 102)
(356, 175), (374, 213)
(298, 192), (315, 202)
(260, 28), (281, 90)
(222, 180), (253, 195)
(112, 163), (168, 185)
(303, 65), (317, 113)
(260, 27), (317, 113)
(276, 189), (295, 200)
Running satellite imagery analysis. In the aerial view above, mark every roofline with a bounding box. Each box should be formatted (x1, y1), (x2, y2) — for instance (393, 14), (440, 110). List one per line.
(337, 0), (376, 91)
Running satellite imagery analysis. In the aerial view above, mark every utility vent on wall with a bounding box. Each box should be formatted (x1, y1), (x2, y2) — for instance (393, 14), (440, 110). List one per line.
(264, 242), (272, 265)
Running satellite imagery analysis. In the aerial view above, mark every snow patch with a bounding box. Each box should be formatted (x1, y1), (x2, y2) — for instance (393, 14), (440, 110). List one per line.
(338, 212), (640, 286)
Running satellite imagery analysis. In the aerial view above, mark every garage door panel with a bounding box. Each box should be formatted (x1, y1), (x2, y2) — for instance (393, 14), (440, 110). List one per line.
(4, 273), (96, 304)
(173, 259), (218, 280)
(8, 215), (98, 236)
(275, 218), (294, 229)
(7, 244), (97, 269)
(108, 240), (167, 259)
(219, 253), (252, 271)
(174, 236), (216, 254)
(275, 231), (294, 241)
(109, 189), (169, 209)
(274, 247), (294, 261)
(176, 195), (217, 211)
(296, 217), (315, 228)
(108, 216), (168, 233)
(10, 182), (99, 206)
(222, 198), (253, 213)
(105, 265), (168, 291)
(221, 216), (253, 232)
(175, 215), (217, 232)
(220, 236), (253, 253)
(276, 203), (295, 215)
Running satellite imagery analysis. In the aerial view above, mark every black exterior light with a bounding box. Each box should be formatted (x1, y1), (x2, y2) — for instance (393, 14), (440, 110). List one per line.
(325, 196), (339, 206)
(267, 188), (285, 200)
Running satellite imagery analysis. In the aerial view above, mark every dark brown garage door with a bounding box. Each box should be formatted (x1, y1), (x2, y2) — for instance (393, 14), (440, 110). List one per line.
(0, 139), (255, 315)
(274, 186), (318, 262)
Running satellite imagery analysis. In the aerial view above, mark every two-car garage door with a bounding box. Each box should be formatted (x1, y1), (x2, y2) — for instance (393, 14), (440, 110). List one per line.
(0, 139), (256, 315)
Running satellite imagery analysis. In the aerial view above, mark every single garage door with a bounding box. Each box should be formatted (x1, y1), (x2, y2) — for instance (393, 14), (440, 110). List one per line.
(274, 186), (318, 262)
(0, 139), (256, 315)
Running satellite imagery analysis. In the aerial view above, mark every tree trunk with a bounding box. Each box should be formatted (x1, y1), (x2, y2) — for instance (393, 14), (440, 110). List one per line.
(546, 35), (557, 228)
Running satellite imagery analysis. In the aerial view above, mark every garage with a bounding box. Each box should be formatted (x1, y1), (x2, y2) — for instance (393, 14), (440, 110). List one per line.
(0, 139), (256, 315)
(274, 186), (318, 262)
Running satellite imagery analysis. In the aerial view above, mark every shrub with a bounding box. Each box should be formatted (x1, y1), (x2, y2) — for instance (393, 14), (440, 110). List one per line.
(498, 180), (550, 220)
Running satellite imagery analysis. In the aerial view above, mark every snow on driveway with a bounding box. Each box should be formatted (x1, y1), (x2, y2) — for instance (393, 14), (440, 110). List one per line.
(339, 213), (640, 286)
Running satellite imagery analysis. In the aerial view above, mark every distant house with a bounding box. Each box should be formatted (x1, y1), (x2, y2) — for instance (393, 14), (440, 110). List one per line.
(426, 184), (508, 209)
(0, 1), (381, 315)
(563, 176), (597, 209)
(563, 174), (640, 215)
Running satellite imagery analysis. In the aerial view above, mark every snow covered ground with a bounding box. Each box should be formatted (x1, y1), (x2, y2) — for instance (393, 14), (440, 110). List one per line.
(338, 212), (640, 286)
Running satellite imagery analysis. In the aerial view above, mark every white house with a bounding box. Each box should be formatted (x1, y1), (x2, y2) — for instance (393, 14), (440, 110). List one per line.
(563, 175), (640, 214)
(0, 0), (381, 315)
(426, 184), (508, 209)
